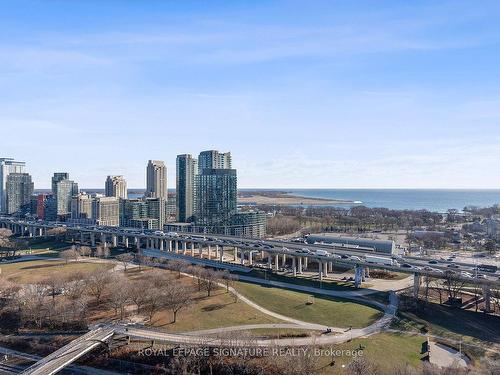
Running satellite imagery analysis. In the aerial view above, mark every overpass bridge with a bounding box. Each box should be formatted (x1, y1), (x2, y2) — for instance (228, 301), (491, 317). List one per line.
(1, 217), (499, 309)
(21, 326), (115, 375)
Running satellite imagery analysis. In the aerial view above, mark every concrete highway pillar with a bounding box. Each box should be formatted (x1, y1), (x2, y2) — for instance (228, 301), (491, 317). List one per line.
(124, 237), (129, 248)
(328, 261), (333, 272)
(282, 253), (287, 265)
(260, 250), (264, 259)
(292, 257), (297, 276)
(304, 257), (308, 270)
(175, 241), (178, 252)
(91, 233), (95, 247)
(112, 235), (118, 247)
(190, 242), (195, 256)
(100, 233), (105, 245)
(199, 244), (203, 258)
(298, 257), (303, 274)
(219, 246), (224, 261)
(268, 252), (272, 269)
(248, 251), (253, 266)
(240, 251), (245, 265)
(274, 254), (279, 271)
(318, 261), (323, 281)
(182, 242), (187, 255)
(207, 245), (212, 259)
(159, 240), (164, 251)
(483, 286), (492, 312)
(323, 261), (328, 278)
(413, 273), (421, 299)
(234, 248), (238, 262)
(136, 237), (141, 250)
(354, 265), (363, 288)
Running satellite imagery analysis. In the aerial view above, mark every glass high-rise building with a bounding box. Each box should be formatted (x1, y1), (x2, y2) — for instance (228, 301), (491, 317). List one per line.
(198, 150), (232, 171)
(5, 172), (34, 215)
(55, 178), (78, 220)
(0, 158), (26, 213)
(195, 168), (237, 230)
(176, 154), (198, 222)
(51, 172), (69, 195)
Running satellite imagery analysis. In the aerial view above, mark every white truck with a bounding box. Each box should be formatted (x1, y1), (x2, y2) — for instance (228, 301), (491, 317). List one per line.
(314, 249), (330, 257)
(365, 255), (398, 266)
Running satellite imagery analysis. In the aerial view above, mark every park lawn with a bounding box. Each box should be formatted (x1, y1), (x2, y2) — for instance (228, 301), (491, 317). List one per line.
(315, 332), (425, 374)
(241, 268), (361, 291)
(151, 287), (283, 333)
(241, 328), (314, 338)
(0, 260), (114, 283)
(394, 303), (500, 360)
(233, 281), (384, 328)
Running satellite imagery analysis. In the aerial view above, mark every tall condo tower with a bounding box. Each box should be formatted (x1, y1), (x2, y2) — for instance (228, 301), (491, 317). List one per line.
(105, 175), (127, 199)
(145, 160), (167, 200)
(176, 154), (198, 222)
(0, 158), (26, 213)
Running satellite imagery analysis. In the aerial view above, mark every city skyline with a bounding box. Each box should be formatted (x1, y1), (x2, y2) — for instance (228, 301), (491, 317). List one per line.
(1, 1), (500, 189)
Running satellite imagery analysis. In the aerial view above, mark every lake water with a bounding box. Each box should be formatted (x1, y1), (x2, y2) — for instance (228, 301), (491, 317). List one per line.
(280, 189), (500, 212)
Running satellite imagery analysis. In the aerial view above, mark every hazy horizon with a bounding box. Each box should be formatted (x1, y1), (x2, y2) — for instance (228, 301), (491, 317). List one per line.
(2, 1), (500, 189)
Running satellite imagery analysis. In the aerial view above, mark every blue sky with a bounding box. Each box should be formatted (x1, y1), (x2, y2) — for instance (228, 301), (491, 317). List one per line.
(1, 0), (500, 189)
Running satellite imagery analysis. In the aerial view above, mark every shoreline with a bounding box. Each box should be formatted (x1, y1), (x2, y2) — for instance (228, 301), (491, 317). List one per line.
(237, 192), (359, 206)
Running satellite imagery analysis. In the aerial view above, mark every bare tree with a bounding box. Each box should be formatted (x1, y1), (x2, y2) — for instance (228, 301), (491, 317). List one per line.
(60, 248), (79, 264)
(129, 280), (150, 313)
(116, 252), (134, 272)
(167, 259), (189, 279)
(201, 269), (221, 297)
(64, 271), (89, 301)
(443, 271), (467, 302)
(108, 276), (131, 320)
(95, 245), (105, 258)
(85, 270), (112, 304)
(79, 246), (92, 258)
(144, 288), (164, 322)
(41, 274), (65, 303)
(163, 281), (194, 323)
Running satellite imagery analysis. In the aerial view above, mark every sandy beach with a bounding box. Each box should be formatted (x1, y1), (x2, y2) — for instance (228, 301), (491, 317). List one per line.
(237, 192), (356, 206)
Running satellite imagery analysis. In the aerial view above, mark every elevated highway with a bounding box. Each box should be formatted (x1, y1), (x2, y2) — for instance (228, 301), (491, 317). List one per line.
(1, 217), (499, 309)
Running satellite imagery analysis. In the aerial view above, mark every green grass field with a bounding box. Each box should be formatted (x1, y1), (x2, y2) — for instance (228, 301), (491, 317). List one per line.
(234, 281), (384, 328)
(240, 268), (366, 291)
(316, 332), (426, 374)
(151, 286), (283, 333)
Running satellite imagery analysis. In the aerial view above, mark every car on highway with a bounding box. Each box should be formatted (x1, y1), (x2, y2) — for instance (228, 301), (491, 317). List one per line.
(314, 249), (330, 257)
(447, 264), (459, 269)
(461, 272), (473, 278)
(401, 263), (413, 268)
(296, 248), (311, 254)
(330, 254), (341, 259)
(349, 256), (361, 261)
(282, 247), (291, 252)
(428, 260), (439, 264)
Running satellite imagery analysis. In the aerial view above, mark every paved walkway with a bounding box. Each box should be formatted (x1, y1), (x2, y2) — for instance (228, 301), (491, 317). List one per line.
(429, 342), (469, 368)
(184, 323), (325, 336)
